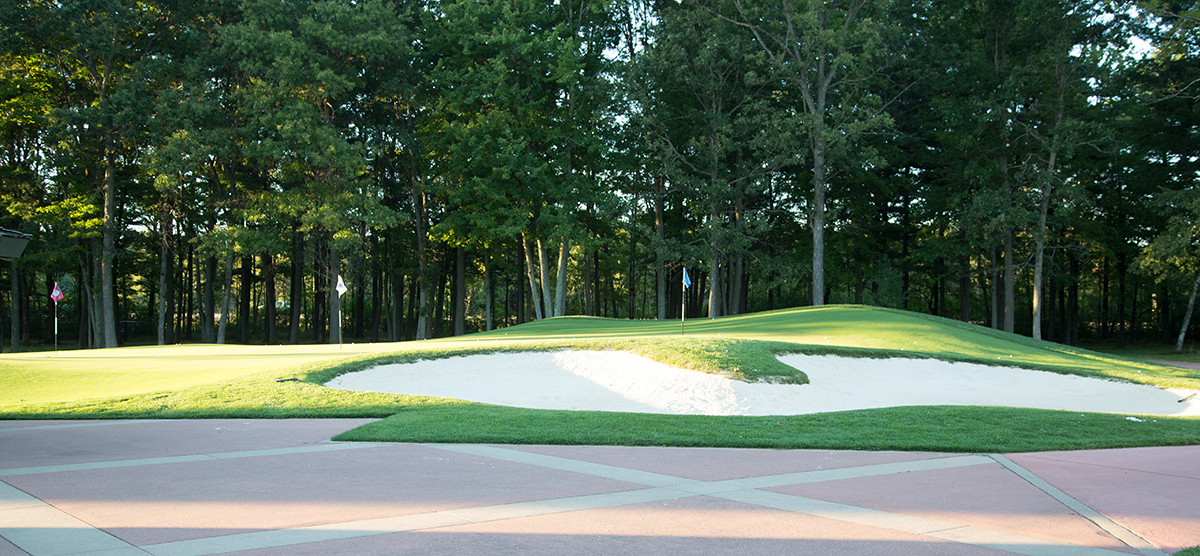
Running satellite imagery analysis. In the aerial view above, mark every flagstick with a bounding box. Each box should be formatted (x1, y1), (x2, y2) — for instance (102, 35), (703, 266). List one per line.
(53, 301), (57, 354)
(681, 270), (686, 337)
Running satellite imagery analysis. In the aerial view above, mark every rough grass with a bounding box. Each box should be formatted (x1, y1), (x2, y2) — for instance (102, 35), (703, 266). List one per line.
(3, 305), (1198, 453)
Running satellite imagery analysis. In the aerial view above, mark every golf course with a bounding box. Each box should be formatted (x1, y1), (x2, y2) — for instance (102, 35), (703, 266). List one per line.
(3, 305), (1198, 453)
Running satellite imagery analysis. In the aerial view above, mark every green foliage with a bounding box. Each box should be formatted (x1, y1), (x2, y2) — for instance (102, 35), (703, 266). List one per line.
(1139, 187), (1200, 280)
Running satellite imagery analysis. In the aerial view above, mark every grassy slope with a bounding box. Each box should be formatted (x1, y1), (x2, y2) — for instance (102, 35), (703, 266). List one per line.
(3, 305), (1198, 453)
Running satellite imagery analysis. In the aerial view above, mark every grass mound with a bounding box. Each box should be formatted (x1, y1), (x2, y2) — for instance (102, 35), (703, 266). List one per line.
(2, 305), (1197, 453)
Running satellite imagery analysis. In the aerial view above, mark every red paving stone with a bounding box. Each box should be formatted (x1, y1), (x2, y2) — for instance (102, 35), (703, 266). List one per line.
(219, 496), (1018, 556)
(1010, 446), (1200, 554)
(771, 462), (1138, 553)
(0, 419), (376, 468)
(1, 419), (1194, 556)
(5, 444), (645, 546)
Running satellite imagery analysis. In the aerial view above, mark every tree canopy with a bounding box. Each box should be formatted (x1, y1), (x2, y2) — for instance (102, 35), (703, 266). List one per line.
(1, 0), (1198, 352)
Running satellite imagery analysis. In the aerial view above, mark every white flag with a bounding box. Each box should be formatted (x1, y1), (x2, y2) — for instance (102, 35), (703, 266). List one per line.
(336, 275), (348, 297)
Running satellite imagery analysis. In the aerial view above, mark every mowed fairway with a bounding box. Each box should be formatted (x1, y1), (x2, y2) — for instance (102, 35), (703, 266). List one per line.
(2, 305), (1198, 452)
(0, 344), (394, 405)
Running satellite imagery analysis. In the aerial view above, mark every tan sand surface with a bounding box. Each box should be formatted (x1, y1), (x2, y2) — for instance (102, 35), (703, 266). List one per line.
(324, 351), (1200, 416)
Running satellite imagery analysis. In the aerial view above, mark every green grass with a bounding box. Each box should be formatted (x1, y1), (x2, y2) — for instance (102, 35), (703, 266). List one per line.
(3, 305), (1198, 453)
(1176, 547), (1200, 556)
(332, 404), (1200, 453)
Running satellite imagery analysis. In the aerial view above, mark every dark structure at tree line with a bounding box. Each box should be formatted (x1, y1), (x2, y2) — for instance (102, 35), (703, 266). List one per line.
(2, 0), (1199, 351)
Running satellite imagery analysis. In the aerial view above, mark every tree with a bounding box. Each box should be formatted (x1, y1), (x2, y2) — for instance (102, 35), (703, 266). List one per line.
(13, 0), (176, 347)
(715, 0), (892, 306)
(635, 3), (784, 317)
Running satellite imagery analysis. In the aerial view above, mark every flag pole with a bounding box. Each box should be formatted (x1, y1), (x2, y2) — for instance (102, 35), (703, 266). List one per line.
(335, 275), (348, 350)
(50, 282), (63, 355)
(681, 268), (689, 337)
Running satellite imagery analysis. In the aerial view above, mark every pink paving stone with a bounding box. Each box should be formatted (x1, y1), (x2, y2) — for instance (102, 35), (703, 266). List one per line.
(4, 444), (648, 546)
(767, 462), (1138, 554)
(0, 419), (376, 469)
(1009, 446), (1200, 554)
(216, 495), (1017, 556)
(507, 445), (948, 481)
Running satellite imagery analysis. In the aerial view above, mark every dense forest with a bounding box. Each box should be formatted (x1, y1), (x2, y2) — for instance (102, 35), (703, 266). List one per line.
(1, 0), (1199, 351)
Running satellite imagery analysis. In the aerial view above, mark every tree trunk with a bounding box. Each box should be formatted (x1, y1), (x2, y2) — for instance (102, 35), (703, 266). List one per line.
(555, 237), (569, 317)
(433, 254), (449, 338)
(538, 238), (553, 318)
(1032, 93), (1062, 340)
(202, 255), (216, 343)
(523, 232), (543, 320)
(811, 136), (826, 307)
(708, 210), (723, 318)
(216, 254), (233, 344)
(485, 253), (493, 331)
(1004, 230), (1015, 334)
(264, 253), (276, 345)
(655, 175), (666, 320)
(453, 246), (466, 336)
(9, 261), (19, 353)
(1176, 268), (1200, 352)
(329, 247), (341, 344)
(516, 243), (527, 324)
(288, 231), (303, 345)
(960, 272), (970, 323)
(370, 244), (382, 342)
(413, 185), (430, 340)
(185, 240), (195, 340)
(77, 262), (91, 349)
(92, 245), (105, 347)
(157, 218), (169, 346)
(353, 265), (365, 340)
(239, 255), (253, 344)
(100, 145), (119, 348)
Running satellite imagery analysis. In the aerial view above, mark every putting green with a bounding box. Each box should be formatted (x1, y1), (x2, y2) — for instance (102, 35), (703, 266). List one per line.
(0, 344), (393, 405)
(1, 305), (1195, 408)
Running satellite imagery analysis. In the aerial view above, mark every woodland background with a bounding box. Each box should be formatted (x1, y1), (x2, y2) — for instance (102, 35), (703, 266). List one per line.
(2, 0), (1200, 351)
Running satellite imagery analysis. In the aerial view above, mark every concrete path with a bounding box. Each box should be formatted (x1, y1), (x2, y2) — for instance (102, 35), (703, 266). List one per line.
(0, 419), (1196, 556)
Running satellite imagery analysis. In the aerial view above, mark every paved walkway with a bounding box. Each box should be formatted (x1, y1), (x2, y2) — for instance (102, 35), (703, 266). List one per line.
(0, 419), (1196, 556)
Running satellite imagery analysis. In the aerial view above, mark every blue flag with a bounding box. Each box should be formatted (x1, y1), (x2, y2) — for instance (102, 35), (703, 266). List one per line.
(682, 268), (692, 290)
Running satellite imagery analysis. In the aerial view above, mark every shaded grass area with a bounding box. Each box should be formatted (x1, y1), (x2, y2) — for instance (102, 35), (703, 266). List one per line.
(333, 404), (1200, 454)
(1176, 547), (1200, 556)
(1090, 344), (1200, 365)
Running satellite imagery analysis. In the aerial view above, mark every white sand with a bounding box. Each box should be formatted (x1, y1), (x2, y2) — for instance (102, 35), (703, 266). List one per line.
(324, 350), (1200, 416)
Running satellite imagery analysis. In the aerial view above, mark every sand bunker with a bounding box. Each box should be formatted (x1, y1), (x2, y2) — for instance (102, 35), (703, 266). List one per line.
(324, 350), (1200, 416)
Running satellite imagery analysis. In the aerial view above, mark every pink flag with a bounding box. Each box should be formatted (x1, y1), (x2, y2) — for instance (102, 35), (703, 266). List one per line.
(50, 282), (63, 303)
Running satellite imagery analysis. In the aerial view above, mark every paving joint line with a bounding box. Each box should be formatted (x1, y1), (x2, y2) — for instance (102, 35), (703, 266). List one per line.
(989, 454), (1169, 556)
(0, 443), (379, 478)
(0, 420), (160, 434)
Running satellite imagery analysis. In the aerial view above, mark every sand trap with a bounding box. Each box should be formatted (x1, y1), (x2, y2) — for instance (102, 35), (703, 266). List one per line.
(324, 350), (1200, 416)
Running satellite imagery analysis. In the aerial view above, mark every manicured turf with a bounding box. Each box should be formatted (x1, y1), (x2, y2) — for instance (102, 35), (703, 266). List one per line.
(332, 404), (1200, 453)
(2, 305), (1198, 453)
